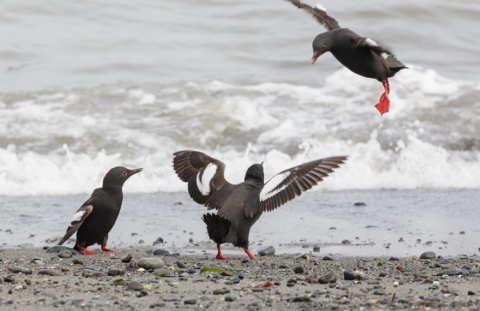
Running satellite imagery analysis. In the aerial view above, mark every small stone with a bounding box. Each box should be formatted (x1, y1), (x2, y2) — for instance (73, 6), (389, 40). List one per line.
(393, 281), (399, 287)
(60, 267), (70, 272)
(313, 245), (320, 252)
(287, 296), (311, 302)
(58, 252), (72, 258)
(138, 258), (165, 270)
(108, 269), (125, 276)
(213, 288), (226, 295)
(343, 271), (361, 280)
(323, 256), (334, 261)
(126, 281), (143, 291)
(373, 289), (385, 295)
(225, 294), (237, 302)
(38, 269), (61, 276)
(279, 263), (289, 269)
(176, 261), (186, 269)
(72, 258), (84, 265)
(341, 240), (351, 245)
(45, 246), (80, 254)
(153, 237), (164, 245)
(368, 299), (377, 305)
(184, 299), (197, 305)
(153, 249), (169, 256)
(318, 272), (337, 284)
(136, 290), (148, 297)
(10, 267), (32, 275)
(460, 231), (465, 234)
(420, 251), (436, 259)
(353, 202), (367, 206)
(258, 246), (275, 256)
(121, 254), (132, 263)
(468, 291), (476, 295)
(293, 265), (304, 274)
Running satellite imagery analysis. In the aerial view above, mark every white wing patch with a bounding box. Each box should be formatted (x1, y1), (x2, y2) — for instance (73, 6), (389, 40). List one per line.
(314, 3), (327, 12)
(259, 172), (291, 202)
(196, 163), (217, 196)
(71, 210), (85, 223)
(365, 38), (378, 46)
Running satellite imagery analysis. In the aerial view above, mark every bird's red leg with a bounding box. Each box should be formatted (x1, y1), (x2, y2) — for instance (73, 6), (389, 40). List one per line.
(375, 79), (391, 115)
(215, 244), (231, 260)
(77, 245), (97, 255)
(101, 246), (115, 253)
(244, 248), (257, 260)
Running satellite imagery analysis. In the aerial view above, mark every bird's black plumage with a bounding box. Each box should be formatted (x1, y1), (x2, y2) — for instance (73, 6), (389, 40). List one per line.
(57, 166), (142, 255)
(287, 0), (407, 115)
(173, 150), (346, 259)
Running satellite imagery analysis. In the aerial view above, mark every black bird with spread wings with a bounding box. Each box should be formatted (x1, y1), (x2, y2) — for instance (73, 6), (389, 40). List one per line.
(287, 0), (407, 115)
(173, 150), (346, 260)
(57, 166), (142, 255)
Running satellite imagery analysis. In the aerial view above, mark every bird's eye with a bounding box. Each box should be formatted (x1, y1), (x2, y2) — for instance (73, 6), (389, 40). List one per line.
(122, 171), (127, 176)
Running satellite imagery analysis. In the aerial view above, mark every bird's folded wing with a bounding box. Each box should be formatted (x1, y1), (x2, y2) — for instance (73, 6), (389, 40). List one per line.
(57, 203), (93, 245)
(287, 0), (340, 30)
(351, 37), (392, 56)
(173, 150), (234, 209)
(257, 156), (347, 213)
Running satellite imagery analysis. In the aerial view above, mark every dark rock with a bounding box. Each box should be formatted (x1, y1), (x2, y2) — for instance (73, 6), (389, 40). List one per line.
(286, 296), (311, 302)
(323, 256), (334, 261)
(137, 290), (148, 297)
(82, 270), (106, 278)
(176, 261), (186, 269)
(373, 289), (385, 295)
(353, 202), (367, 206)
(318, 272), (337, 284)
(389, 257), (400, 261)
(126, 281), (143, 291)
(420, 251), (436, 259)
(343, 271), (361, 281)
(213, 288), (226, 295)
(38, 269), (61, 276)
(58, 251), (72, 258)
(153, 237), (164, 245)
(184, 299), (197, 305)
(293, 265), (304, 274)
(341, 240), (351, 245)
(313, 245), (320, 252)
(279, 263), (289, 269)
(468, 291), (476, 295)
(153, 249), (170, 256)
(4, 276), (15, 283)
(10, 267), (32, 274)
(225, 277), (240, 285)
(121, 254), (132, 263)
(72, 258), (84, 265)
(45, 246), (80, 254)
(258, 246), (275, 256)
(108, 269), (125, 276)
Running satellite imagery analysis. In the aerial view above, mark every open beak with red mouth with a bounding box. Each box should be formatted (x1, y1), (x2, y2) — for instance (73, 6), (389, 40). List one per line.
(311, 52), (322, 64)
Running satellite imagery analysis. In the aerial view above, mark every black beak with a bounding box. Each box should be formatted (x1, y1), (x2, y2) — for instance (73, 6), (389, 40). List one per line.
(130, 168), (143, 175)
(311, 52), (322, 64)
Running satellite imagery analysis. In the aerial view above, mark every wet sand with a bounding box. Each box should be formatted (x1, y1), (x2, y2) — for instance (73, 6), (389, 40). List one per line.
(0, 247), (480, 310)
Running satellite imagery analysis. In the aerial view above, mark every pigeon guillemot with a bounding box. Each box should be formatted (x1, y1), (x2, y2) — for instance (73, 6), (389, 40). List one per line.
(287, 0), (407, 115)
(57, 166), (142, 255)
(173, 150), (346, 260)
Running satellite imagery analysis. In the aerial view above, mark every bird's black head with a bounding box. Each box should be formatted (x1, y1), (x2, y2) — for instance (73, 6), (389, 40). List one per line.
(244, 163), (264, 183)
(102, 166), (143, 189)
(312, 33), (334, 64)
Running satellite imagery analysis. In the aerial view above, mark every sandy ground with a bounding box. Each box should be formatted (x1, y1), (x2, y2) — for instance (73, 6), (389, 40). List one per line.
(0, 246), (479, 310)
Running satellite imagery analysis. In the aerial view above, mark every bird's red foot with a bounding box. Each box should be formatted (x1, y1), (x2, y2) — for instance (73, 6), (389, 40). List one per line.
(215, 244), (230, 260)
(375, 80), (391, 115)
(78, 245), (97, 255)
(101, 246), (116, 253)
(244, 248), (257, 260)
(255, 280), (274, 288)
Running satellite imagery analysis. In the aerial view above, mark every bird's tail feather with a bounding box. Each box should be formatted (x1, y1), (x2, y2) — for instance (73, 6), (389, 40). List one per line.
(202, 213), (231, 244)
(386, 55), (407, 69)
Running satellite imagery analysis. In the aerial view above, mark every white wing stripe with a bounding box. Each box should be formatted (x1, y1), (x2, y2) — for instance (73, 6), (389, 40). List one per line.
(196, 163), (217, 196)
(365, 38), (378, 46)
(314, 3), (327, 11)
(259, 172), (291, 202)
(71, 211), (85, 223)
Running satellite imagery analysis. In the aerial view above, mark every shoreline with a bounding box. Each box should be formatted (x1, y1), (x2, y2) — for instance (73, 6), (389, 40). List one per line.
(1, 247), (479, 310)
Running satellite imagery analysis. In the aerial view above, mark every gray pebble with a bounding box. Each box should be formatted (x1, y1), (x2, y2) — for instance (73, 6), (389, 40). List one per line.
(225, 294), (237, 302)
(38, 269), (61, 276)
(10, 267), (32, 275)
(420, 251), (436, 259)
(126, 281), (143, 291)
(258, 246), (275, 256)
(286, 296), (311, 302)
(107, 269), (125, 276)
(313, 245), (320, 252)
(293, 265), (304, 274)
(153, 249), (169, 256)
(138, 258), (165, 269)
(184, 299), (197, 305)
(45, 245), (80, 254)
(323, 256), (334, 261)
(72, 258), (84, 265)
(343, 271), (361, 280)
(353, 202), (367, 206)
(318, 272), (337, 284)
(468, 291), (476, 295)
(213, 288), (226, 295)
(58, 251), (72, 258)
(373, 289), (385, 295)
(176, 261), (186, 269)
(121, 254), (132, 263)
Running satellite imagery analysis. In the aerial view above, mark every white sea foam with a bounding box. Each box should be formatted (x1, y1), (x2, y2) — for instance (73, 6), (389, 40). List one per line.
(0, 67), (479, 195)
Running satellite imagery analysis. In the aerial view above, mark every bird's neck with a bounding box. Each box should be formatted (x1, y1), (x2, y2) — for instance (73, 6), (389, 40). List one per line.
(103, 185), (123, 195)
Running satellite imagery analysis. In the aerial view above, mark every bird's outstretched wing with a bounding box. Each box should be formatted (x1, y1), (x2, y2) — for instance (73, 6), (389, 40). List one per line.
(351, 36), (393, 56)
(57, 201), (94, 245)
(287, 0), (340, 30)
(173, 150), (235, 210)
(257, 156), (347, 213)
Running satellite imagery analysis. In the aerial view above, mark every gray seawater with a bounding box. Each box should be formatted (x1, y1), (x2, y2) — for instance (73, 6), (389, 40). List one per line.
(0, 0), (479, 254)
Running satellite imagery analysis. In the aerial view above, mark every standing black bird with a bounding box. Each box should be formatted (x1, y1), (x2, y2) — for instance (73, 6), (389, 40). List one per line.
(173, 150), (346, 260)
(287, 0), (407, 115)
(57, 166), (142, 255)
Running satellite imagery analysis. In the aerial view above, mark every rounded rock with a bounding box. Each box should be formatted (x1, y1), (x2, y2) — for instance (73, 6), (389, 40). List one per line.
(213, 288), (226, 295)
(138, 258), (165, 270)
(153, 249), (169, 256)
(258, 246), (275, 256)
(293, 265), (304, 274)
(126, 281), (143, 291)
(225, 294), (237, 302)
(184, 299), (197, 305)
(420, 251), (436, 260)
(318, 272), (337, 284)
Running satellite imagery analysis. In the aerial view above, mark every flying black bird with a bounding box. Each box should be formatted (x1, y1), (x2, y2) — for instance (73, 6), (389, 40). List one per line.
(58, 166), (142, 255)
(287, 0), (407, 115)
(173, 150), (346, 260)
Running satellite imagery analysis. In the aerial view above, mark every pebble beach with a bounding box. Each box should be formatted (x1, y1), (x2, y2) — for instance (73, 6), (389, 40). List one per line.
(1, 247), (479, 310)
